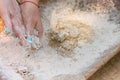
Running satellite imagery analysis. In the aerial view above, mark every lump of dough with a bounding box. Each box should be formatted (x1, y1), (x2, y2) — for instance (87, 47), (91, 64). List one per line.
(51, 20), (94, 50)
(26, 30), (41, 50)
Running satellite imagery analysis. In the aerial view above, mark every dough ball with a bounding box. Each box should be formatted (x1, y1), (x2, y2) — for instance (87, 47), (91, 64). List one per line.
(51, 20), (94, 50)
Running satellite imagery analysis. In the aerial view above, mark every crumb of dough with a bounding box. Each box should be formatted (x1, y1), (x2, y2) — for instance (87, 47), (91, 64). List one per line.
(16, 66), (35, 80)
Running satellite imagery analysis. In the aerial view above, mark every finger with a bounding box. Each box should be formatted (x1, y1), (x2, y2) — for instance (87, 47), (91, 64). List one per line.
(9, 4), (29, 46)
(25, 21), (35, 36)
(11, 13), (27, 46)
(22, 14), (35, 43)
(12, 25), (29, 47)
(0, 2), (12, 33)
(21, 7), (35, 43)
(36, 18), (43, 38)
(11, 12), (25, 35)
(25, 20), (36, 43)
(12, 22), (27, 46)
(0, 11), (12, 33)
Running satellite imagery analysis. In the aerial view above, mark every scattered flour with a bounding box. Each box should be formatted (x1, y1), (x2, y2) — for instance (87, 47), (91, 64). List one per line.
(0, 65), (24, 80)
(0, 0), (120, 80)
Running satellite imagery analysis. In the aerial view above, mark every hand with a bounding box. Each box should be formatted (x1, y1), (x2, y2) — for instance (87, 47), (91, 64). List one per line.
(0, 0), (28, 46)
(20, 0), (43, 40)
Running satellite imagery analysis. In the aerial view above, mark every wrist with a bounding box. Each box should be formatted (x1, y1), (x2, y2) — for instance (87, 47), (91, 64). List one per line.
(22, 0), (39, 4)
(20, 0), (40, 8)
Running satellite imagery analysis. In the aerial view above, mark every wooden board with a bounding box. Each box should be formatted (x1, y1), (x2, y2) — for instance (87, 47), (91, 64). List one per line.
(85, 45), (120, 79)
(0, 0), (120, 80)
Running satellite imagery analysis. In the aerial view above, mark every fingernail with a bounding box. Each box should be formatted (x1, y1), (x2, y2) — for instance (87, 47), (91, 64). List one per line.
(4, 27), (9, 33)
(27, 36), (33, 43)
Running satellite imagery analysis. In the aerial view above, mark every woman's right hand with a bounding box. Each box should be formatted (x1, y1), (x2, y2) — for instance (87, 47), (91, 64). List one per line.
(0, 0), (28, 46)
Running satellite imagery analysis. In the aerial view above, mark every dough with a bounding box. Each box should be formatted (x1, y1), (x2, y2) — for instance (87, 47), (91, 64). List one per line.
(51, 20), (94, 50)
(30, 35), (41, 50)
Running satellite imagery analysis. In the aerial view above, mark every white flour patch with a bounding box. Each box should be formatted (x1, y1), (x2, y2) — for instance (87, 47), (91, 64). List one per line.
(0, 0), (120, 80)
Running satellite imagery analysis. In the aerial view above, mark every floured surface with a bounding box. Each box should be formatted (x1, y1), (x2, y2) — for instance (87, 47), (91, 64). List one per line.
(0, 0), (120, 80)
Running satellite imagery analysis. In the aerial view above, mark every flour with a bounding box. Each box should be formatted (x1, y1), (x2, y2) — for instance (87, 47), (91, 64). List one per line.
(0, 65), (24, 80)
(0, 0), (120, 80)
(53, 74), (86, 80)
